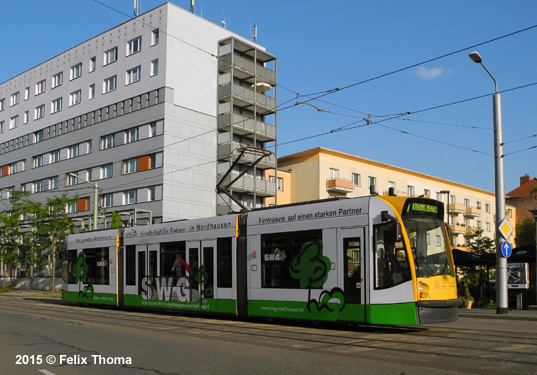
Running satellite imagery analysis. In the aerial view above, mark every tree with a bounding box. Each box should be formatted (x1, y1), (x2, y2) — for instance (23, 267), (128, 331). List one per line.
(467, 228), (495, 255)
(111, 210), (123, 228)
(23, 194), (78, 293)
(515, 218), (536, 248)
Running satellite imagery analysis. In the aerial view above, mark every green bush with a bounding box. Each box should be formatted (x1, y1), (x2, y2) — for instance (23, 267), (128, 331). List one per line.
(0, 285), (12, 293)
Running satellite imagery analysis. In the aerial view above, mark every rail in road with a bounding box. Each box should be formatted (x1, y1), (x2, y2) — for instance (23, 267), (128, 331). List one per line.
(1, 295), (537, 375)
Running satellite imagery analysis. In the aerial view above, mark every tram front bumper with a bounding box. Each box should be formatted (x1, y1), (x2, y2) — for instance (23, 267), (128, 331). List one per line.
(416, 298), (462, 324)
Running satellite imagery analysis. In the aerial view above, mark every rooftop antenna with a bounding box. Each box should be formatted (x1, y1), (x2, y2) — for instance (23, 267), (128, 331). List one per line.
(190, 0), (195, 13)
(253, 24), (257, 42)
(134, 0), (141, 16)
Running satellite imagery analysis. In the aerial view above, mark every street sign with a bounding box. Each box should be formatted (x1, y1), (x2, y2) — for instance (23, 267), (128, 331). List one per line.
(501, 241), (512, 258)
(498, 218), (513, 240)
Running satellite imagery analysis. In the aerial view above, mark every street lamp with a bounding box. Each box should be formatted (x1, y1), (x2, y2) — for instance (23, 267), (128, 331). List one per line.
(68, 173), (99, 230)
(469, 51), (508, 315)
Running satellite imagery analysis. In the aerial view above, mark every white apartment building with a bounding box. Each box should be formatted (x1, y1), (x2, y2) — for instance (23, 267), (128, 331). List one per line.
(0, 3), (277, 228)
(275, 148), (516, 247)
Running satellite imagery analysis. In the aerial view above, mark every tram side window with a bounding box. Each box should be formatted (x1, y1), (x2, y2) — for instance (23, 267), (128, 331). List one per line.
(261, 230), (322, 289)
(83, 247), (110, 285)
(374, 223), (411, 289)
(125, 245), (136, 285)
(217, 237), (232, 288)
(160, 241), (186, 279)
(67, 250), (78, 284)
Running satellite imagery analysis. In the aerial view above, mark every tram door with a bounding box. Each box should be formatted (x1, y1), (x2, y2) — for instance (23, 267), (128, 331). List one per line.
(339, 227), (366, 322)
(186, 240), (216, 309)
(137, 245), (160, 295)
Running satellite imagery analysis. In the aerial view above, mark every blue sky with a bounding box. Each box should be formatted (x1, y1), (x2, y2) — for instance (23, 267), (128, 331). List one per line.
(2, 1), (537, 193)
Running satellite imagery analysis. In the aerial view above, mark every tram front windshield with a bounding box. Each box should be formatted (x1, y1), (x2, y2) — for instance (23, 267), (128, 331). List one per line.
(403, 216), (453, 278)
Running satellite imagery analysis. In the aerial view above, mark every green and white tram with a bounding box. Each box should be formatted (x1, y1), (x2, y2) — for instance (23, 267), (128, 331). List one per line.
(62, 195), (460, 325)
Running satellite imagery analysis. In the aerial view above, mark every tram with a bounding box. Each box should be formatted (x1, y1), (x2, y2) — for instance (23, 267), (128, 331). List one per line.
(62, 195), (460, 325)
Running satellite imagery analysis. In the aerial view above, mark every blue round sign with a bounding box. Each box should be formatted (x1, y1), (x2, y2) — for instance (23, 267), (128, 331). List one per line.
(501, 241), (512, 258)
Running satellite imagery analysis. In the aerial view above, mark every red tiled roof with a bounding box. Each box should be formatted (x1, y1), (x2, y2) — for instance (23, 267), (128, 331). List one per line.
(507, 178), (537, 198)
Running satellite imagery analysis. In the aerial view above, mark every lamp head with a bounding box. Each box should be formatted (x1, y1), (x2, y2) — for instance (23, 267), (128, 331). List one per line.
(469, 51), (482, 64)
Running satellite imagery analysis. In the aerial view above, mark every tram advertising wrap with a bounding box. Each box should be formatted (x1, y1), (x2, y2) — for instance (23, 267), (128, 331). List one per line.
(62, 195), (460, 326)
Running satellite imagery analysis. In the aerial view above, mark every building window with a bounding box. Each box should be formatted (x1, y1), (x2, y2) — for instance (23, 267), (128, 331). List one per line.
(52, 150), (60, 163)
(10, 92), (20, 106)
(50, 177), (59, 190)
(23, 111), (29, 124)
(100, 134), (114, 150)
(89, 56), (96, 72)
(388, 181), (396, 189)
(89, 84), (96, 99)
(0, 98), (5, 110)
(148, 186), (156, 201)
(151, 29), (159, 45)
(368, 176), (376, 188)
(68, 145), (79, 159)
(35, 80), (46, 95)
(407, 185), (415, 196)
(123, 158), (138, 174)
(477, 201), (482, 210)
(70, 63), (82, 80)
(69, 90), (81, 107)
(126, 36), (142, 56)
(486, 222), (491, 231)
(33, 155), (43, 168)
(125, 190), (137, 205)
(103, 47), (117, 65)
(0, 121), (4, 133)
(126, 128), (138, 143)
(100, 164), (113, 179)
(424, 189), (430, 197)
(329, 168), (339, 178)
(52, 72), (63, 88)
(126, 66), (141, 85)
(464, 198), (470, 208)
(150, 59), (159, 76)
(103, 76), (117, 93)
(51, 97), (63, 113)
(24, 87), (30, 100)
(486, 204), (490, 213)
(34, 130), (43, 143)
(351, 173), (361, 186)
(9, 115), (19, 129)
(101, 194), (113, 208)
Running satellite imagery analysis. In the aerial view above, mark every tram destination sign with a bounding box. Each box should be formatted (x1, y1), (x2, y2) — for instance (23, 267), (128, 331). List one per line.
(402, 198), (444, 220)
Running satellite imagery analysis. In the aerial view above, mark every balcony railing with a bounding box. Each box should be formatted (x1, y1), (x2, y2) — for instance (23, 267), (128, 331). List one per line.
(218, 83), (276, 114)
(217, 171), (276, 197)
(218, 113), (276, 141)
(326, 178), (355, 193)
(217, 142), (276, 169)
(448, 203), (465, 214)
(219, 52), (276, 84)
(464, 206), (481, 217)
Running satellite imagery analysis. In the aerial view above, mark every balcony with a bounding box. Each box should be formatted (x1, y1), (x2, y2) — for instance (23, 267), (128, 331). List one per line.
(326, 178), (355, 193)
(219, 52), (276, 84)
(218, 113), (276, 142)
(217, 171), (276, 197)
(217, 142), (276, 169)
(449, 224), (465, 235)
(464, 206), (481, 217)
(218, 83), (276, 115)
(464, 227), (478, 237)
(448, 203), (465, 214)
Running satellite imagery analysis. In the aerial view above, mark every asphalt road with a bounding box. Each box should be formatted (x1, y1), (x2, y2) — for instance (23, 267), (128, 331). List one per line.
(1, 294), (537, 375)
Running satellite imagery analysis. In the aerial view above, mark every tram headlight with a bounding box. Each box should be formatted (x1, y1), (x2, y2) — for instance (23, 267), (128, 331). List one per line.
(418, 281), (430, 299)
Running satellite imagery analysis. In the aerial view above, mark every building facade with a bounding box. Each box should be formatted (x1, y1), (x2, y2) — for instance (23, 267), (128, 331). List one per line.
(0, 3), (277, 228)
(506, 175), (537, 225)
(274, 147), (516, 248)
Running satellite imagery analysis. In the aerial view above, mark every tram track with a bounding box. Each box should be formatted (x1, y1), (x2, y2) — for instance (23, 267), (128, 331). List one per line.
(2, 296), (537, 374)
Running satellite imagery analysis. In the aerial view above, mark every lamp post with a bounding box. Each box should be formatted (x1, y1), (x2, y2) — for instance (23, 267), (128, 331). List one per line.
(469, 51), (508, 314)
(68, 173), (99, 230)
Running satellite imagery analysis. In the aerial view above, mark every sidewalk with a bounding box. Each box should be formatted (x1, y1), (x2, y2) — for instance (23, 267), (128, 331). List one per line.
(458, 307), (537, 321)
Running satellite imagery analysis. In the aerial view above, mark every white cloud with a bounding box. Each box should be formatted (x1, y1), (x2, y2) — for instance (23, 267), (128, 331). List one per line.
(416, 66), (443, 80)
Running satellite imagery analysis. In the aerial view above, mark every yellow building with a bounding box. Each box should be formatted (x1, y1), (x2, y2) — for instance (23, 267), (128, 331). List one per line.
(272, 147), (516, 248)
